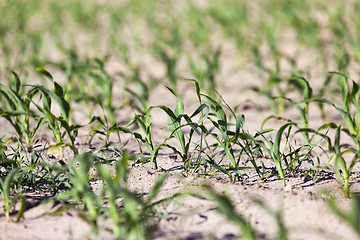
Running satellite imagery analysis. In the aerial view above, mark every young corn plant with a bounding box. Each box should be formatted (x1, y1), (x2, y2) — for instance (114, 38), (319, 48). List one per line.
(165, 86), (190, 161)
(32, 68), (80, 154)
(320, 72), (360, 197)
(164, 84), (210, 170)
(96, 152), (167, 240)
(55, 152), (173, 239)
(202, 92), (257, 181)
(259, 115), (324, 186)
(286, 74), (360, 191)
(334, 72), (360, 151)
(331, 126), (356, 198)
(55, 153), (102, 235)
(88, 59), (119, 125)
(0, 168), (21, 221)
(125, 67), (150, 115)
(258, 76), (336, 185)
(327, 194), (360, 238)
(107, 107), (165, 168)
(153, 47), (179, 88)
(250, 44), (286, 116)
(257, 122), (296, 186)
(187, 49), (221, 98)
(108, 83), (206, 169)
(288, 91), (359, 197)
(0, 72), (44, 149)
(203, 95), (237, 168)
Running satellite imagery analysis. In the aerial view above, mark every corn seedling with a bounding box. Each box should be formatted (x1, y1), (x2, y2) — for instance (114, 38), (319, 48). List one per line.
(333, 72), (360, 151)
(250, 45), (286, 116)
(32, 68), (80, 154)
(88, 59), (120, 125)
(331, 126), (356, 198)
(257, 121), (299, 186)
(203, 94), (235, 167)
(0, 168), (26, 222)
(125, 67), (150, 115)
(315, 73), (360, 197)
(55, 151), (174, 239)
(0, 72), (44, 149)
(55, 153), (101, 234)
(327, 194), (360, 238)
(202, 92), (260, 180)
(96, 152), (166, 240)
(50, 50), (98, 119)
(108, 83), (206, 169)
(153, 47), (179, 88)
(187, 49), (221, 98)
(107, 108), (163, 168)
(164, 84), (211, 171)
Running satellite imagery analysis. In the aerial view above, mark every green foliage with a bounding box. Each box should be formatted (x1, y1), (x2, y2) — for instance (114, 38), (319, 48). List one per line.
(328, 195), (360, 238)
(187, 49), (221, 98)
(34, 68), (80, 154)
(55, 152), (173, 239)
(107, 108), (162, 168)
(164, 83), (210, 171)
(2, 0), (360, 237)
(204, 185), (289, 240)
(153, 47), (179, 88)
(125, 67), (151, 115)
(0, 140), (62, 222)
(0, 72), (44, 149)
(331, 126), (355, 198)
(0, 168), (21, 221)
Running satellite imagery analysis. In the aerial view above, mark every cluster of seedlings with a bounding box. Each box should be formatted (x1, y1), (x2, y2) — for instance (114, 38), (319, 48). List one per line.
(1, 0), (360, 239)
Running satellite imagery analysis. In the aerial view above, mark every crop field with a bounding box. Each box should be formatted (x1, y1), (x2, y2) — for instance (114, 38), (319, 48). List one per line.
(1, 0), (360, 239)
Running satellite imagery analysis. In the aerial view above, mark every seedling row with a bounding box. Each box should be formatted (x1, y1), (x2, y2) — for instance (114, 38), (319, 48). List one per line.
(1, 0), (360, 239)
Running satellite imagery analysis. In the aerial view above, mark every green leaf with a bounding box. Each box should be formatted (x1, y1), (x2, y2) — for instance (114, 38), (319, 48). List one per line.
(54, 81), (64, 98)
(10, 71), (21, 94)
(203, 94), (227, 133)
(185, 78), (202, 103)
(235, 114), (245, 140)
(16, 196), (26, 222)
(36, 67), (54, 81)
(46, 143), (67, 154)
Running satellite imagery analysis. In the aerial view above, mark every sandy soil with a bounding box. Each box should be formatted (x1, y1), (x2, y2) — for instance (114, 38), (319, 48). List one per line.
(1, 21), (360, 240)
(1, 149), (359, 240)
